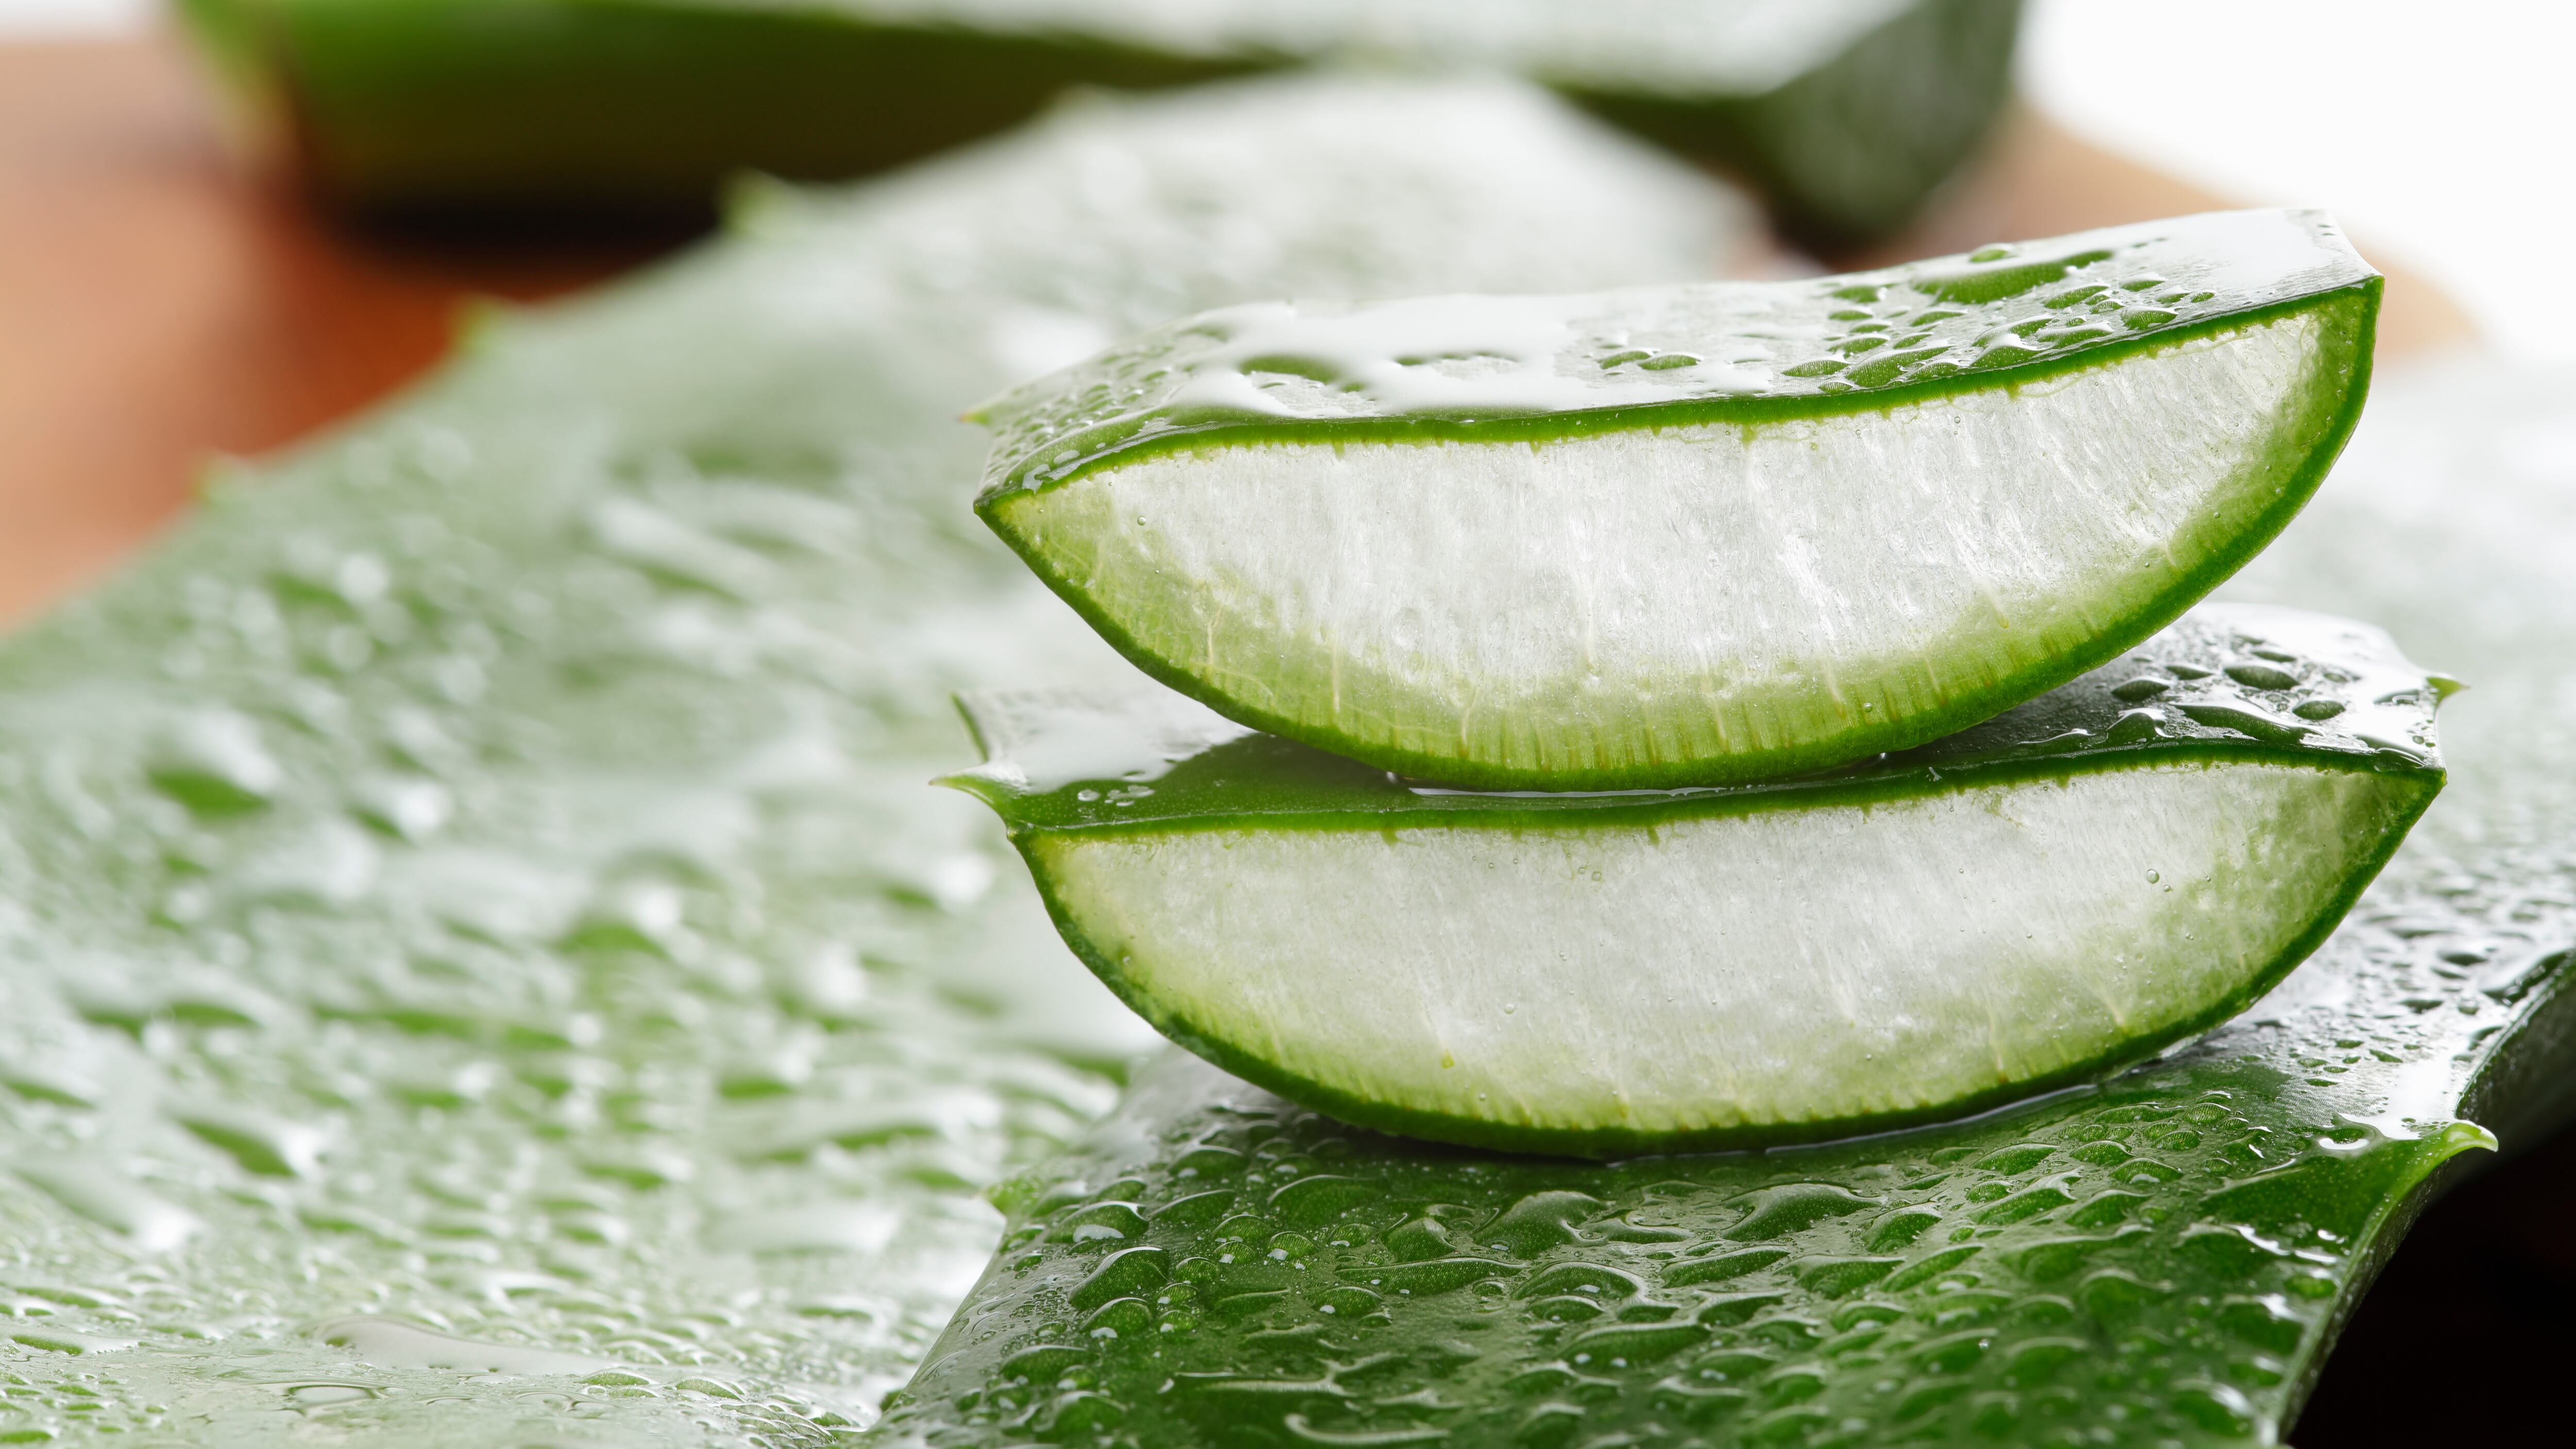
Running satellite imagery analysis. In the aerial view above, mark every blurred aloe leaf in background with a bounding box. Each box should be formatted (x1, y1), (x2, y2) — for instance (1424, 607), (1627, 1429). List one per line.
(176, 0), (2019, 242)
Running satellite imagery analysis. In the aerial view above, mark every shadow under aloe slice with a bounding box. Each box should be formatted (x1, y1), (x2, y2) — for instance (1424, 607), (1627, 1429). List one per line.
(976, 209), (2381, 792)
(946, 604), (2445, 1157)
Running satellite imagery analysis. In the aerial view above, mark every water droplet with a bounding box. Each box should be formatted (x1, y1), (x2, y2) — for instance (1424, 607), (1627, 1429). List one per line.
(2224, 662), (2300, 691)
(8, 1327), (137, 1356)
(170, 1104), (328, 1178)
(318, 1317), (620, 1377)
(14, 1162), (200, 1251)
(232, 818), (381, 906)
(147, 710), (282, 814)
(351, 772), (452, 839)
(707, 1201), (903, 1256)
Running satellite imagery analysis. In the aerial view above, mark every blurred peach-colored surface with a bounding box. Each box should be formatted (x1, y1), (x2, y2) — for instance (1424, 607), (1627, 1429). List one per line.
(0, 37), (2477, 625)
(0, 38), (673, 618)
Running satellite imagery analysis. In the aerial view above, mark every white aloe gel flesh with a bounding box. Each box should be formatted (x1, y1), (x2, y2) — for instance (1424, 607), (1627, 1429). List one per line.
(950, 605), (2447, 1152)
(977, 211), (2382, 790)
(1036, 760), (2389, 1136)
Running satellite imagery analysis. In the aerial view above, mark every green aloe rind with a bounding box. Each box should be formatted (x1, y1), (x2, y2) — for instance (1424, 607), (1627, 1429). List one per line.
(945, 604), (2444, 1156)
(174, 0), (2016, 238)
(977, 211), (2375, 497)
(946, 604), (2442, 831)
(0, 77), (1734, 1446)
(977, 211), (2381, 791)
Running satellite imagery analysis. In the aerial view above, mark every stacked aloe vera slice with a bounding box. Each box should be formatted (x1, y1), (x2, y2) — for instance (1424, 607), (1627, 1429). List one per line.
(954, 209), (2448, 1156)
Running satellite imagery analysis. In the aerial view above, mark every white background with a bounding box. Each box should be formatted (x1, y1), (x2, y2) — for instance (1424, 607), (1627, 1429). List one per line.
(0, 0), (151, 35)
(2019, 1), (2576, 361)
(4, 0), (2571, 358)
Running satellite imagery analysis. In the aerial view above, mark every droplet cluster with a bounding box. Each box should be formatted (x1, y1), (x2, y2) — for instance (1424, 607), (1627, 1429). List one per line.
(0, 77), (1730, 1445)
(1906, 607), (2444, 775)
(885, 845), (2574, 1449)
(984, 212), (2368, 496)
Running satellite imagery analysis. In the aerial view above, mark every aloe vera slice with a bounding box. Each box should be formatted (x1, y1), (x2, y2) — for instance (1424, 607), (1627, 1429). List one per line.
(947, 605), (2442, 1156)
(0, 78), (1732, 1446)
(176, 0), (2013, 239)
(977, 211), (2381, 792)
(874, 352), (2576, 1449)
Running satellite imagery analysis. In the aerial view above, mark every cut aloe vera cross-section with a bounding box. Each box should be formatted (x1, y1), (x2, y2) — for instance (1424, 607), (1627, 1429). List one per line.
(945, 605), (2443, 1156)
(976, 210), (2381, 791)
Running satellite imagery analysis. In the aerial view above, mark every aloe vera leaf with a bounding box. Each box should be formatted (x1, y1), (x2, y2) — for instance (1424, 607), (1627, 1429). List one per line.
(878, 946), (2554, 1449)
(879, 354), (2576, 1445)
(977, 211), (2380, 791)
(0, 78), (1732, 1446)
(174, 0), (2014, 240)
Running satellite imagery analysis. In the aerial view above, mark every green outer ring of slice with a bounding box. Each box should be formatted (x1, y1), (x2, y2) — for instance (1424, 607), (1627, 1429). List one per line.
(946, 605), (2445, 1157)
(976, 210), (2381, 792)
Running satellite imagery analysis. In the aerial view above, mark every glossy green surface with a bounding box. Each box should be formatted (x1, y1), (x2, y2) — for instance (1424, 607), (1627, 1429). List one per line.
(174, 0), (2018, 240)
(872, 352), (2576, 1447)
(946, 605), (2442, 834)
(978, 212), (2375, 497)
(885, 1056), (2498, 1449)
(975, 212), (2379, 792)
(0, 77), (1734, 1446)
(946, 606), (2442, 1156)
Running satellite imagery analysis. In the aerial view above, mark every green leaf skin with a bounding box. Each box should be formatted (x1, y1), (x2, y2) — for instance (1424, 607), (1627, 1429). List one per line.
(173, 0), (2016, 241)
(0, 78), (1735, 1447)
(977, 211), (2382, 792)
(882, 1054), (2501, 1449)
(874, 349), (2576, 1449)
(946, 605), (2444, 1156)
(947, 605), (2441, 835)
